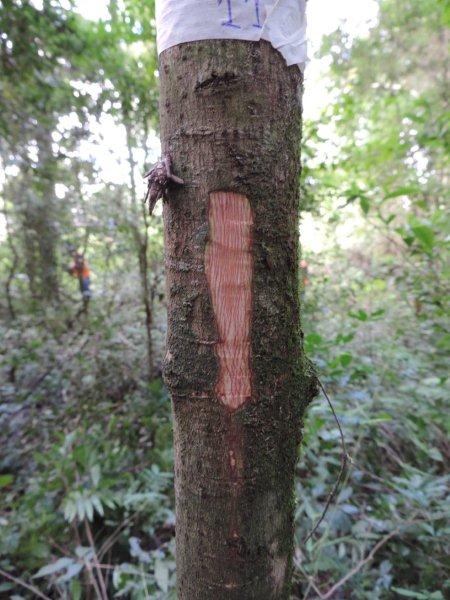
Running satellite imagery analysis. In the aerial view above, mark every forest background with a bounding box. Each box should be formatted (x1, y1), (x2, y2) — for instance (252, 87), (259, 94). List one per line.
(0, 0), (449, 598)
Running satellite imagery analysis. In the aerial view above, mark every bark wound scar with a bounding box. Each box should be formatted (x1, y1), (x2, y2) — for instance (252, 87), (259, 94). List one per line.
(205, 192), (253, 410)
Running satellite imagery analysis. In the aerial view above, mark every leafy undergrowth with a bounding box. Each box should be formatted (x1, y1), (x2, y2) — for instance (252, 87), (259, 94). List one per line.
(1, 307), (177, 600)
(292, 252), (450, 599)
(1, 252), (448, 600)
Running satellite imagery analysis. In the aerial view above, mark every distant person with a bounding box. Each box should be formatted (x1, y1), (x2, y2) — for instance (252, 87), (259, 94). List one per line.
(300, 259), (309, 289)
(68, 251), (91, 302)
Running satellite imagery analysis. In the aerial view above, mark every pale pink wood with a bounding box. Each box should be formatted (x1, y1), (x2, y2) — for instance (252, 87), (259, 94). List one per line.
(205, 191), (253, 410)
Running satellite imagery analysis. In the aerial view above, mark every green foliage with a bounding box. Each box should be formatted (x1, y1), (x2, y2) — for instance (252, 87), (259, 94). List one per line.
(1, 343), (175, 598)
(294, 278), (450, 596)
(294, 0), (449, 596)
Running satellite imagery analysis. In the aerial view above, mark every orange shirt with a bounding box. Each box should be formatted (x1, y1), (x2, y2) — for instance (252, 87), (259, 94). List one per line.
(70, 260), (90, 279)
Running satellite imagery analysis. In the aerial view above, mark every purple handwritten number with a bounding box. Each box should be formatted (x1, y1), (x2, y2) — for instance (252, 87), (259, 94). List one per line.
(218, 0), (240, 28)
(249, 0), (262, 28)
(218, 0), (262, 29)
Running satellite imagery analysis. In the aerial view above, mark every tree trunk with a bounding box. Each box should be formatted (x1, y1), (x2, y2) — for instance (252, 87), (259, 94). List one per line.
(35, 128), (60, 303)
(18, 129), (60, 305)
(2, 201), (19, 320)
(159, 40), (317, 599)
(125, 121), (155, 381)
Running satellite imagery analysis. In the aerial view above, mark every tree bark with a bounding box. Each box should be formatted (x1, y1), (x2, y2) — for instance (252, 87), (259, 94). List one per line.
(34, 128), (60, 303)
(159, 40), (317, 599)
(2, 201), (19, 320)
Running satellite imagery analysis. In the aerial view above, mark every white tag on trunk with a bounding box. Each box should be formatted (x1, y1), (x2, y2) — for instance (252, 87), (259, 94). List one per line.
(155, 0), (307, 70)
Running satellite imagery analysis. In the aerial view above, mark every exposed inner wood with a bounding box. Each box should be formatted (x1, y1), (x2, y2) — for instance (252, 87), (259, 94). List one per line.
(205, 191), (253, 410)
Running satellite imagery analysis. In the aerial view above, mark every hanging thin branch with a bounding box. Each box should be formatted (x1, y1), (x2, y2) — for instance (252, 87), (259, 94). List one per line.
(304, 377), (350, 544)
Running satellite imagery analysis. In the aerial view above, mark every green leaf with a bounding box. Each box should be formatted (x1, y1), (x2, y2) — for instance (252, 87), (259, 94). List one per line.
(349, 309), (368, 321)
(411, 224), (435, 251)
(360, 196), (370, 215)
(56, 562), (83, 584)
(63, 499), (77, 523)
(370, 412), (393, 423)
(91, 495), (104, 517)
(339, 353), (353, 367)
(85, 498), (94, 522)
(306, 415), (325, 436)
(69, 579), (83, 600)
(427, 447), (443, 462)
(384, 186), (419, 200)
(76, 495), (86, 521)
(90, 464), (101, 487)
(391, 588), (426, 598)
(305, 333), (323, 346)
(154, 559), (169, 593)
(33, 558), (74, 578)
(391, 589), (443, 599)
(0, 474), (13, 488)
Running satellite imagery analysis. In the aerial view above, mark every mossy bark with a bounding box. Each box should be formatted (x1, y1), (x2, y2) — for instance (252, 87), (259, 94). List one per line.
(159, 40), (317, 599)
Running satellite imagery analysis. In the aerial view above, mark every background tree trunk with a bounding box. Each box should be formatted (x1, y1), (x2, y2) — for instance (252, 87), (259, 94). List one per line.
(19, 129), (60, 305)
(159, 40), (317, 599)
(125, 120), (155, 381)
